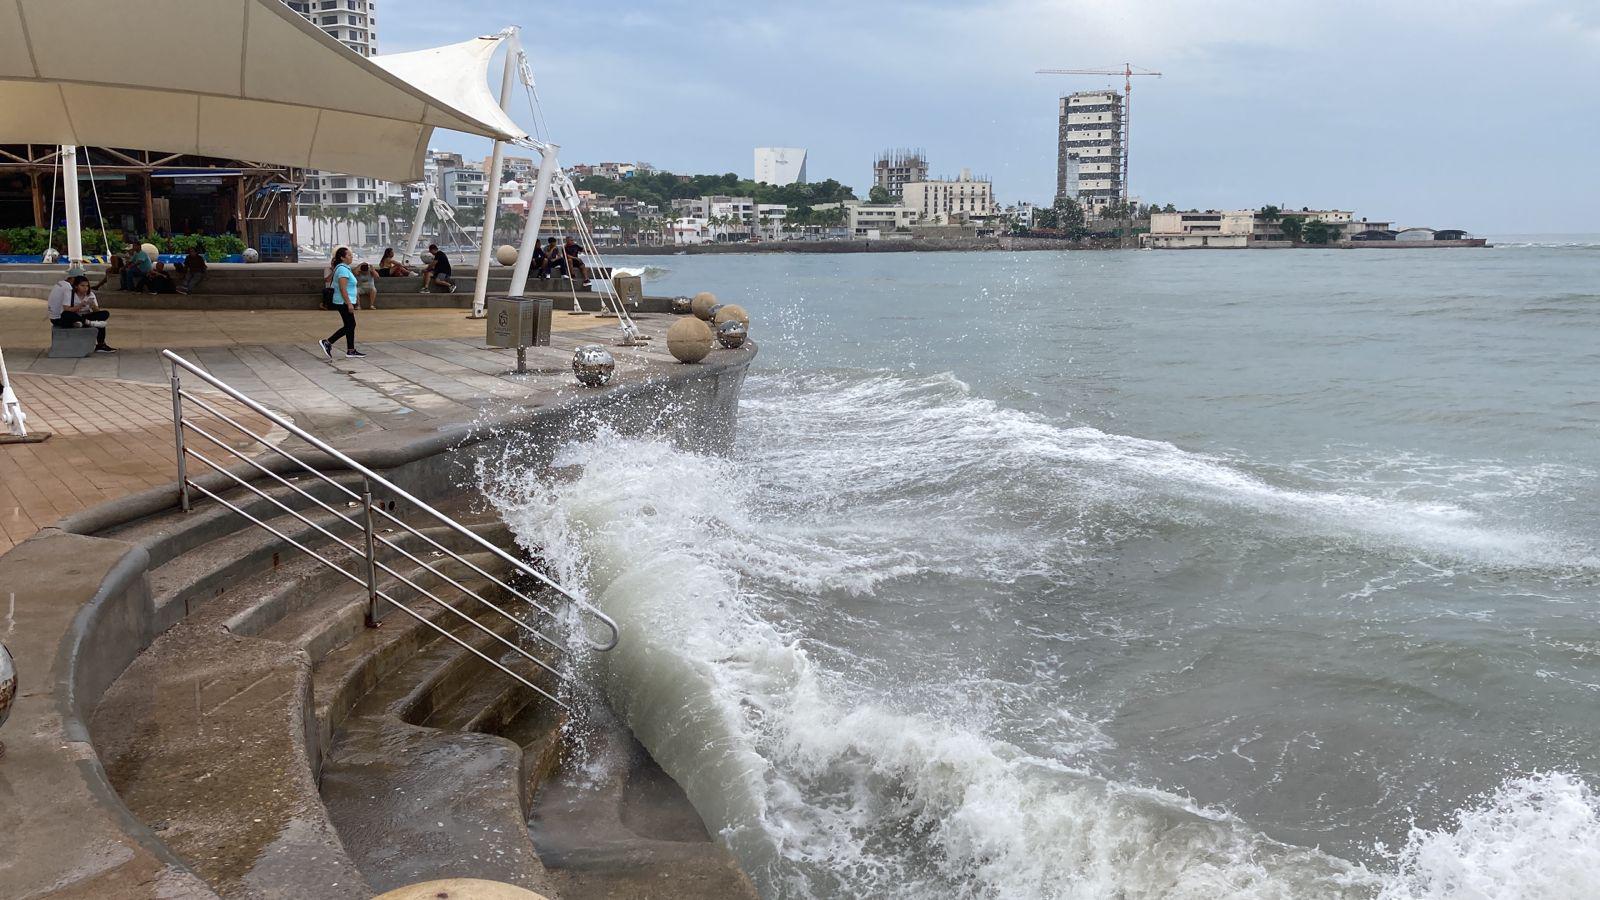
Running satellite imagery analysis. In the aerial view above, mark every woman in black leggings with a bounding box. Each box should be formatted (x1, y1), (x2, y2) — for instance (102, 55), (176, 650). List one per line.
(318, 247), (366, 359)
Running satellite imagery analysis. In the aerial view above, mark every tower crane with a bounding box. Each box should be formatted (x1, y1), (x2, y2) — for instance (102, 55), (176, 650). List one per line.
(1036, 64), (1160, 247)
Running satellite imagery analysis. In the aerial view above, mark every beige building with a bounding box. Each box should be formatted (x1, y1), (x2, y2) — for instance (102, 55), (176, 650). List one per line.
(1060, 90), (1122, 212)
(847, 203), (917, 237)
(901, 169), (995, 224)
(1147, 208), (1399, 248)
(1146, 210), (1257, 248)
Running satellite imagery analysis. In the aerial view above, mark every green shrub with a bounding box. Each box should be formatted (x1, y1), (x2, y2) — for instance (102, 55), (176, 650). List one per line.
(1, 226), (49, 255)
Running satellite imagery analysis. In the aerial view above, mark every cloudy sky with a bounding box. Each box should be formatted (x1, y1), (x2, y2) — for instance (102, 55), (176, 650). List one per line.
(383, 1), (1600, 233)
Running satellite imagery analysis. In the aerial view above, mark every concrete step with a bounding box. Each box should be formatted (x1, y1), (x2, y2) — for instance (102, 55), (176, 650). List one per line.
(319, 609), (562, 895)
(91, 547), (527, 899)
(525, 703), (760, 900)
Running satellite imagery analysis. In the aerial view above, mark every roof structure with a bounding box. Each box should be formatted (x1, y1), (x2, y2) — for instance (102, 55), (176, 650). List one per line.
(0, 0), (526, 183)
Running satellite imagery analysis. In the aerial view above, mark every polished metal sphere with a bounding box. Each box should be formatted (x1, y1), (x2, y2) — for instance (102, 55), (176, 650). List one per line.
(716, 319), (748, 349)
(671, 296), (693, 314)
(572, 344), (615, 387)
(690, 291), (718, 320)
(495, 244), (518, 266)
(243, 247), (260, 263)
(666, 316), (713, 363)
(0, 642), (16, 737)
(708, 304), (726, 323)
(42, 248), (59, 263)
(713, 303), (750, 328)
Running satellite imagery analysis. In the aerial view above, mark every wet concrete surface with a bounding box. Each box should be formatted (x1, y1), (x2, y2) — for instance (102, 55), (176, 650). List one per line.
(527, 704), (759, 900)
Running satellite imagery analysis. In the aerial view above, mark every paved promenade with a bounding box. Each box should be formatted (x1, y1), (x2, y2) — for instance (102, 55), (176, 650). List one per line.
(1, 298), (686, 552)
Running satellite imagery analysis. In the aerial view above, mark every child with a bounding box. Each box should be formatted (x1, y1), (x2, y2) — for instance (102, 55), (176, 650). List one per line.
(356, 262), (378, 310)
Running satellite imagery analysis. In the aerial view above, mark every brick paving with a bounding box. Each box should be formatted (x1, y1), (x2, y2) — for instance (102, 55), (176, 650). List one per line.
(0, 310), (684, 553)
(0, 373), (274, 552)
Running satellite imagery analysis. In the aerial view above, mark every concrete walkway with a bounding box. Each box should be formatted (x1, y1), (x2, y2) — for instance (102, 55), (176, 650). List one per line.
(1, 304), (688, 552)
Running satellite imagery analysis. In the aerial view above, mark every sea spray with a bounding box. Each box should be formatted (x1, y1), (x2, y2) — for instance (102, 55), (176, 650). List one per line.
(482, 363), (1600, 898)
(483, 424), (1372, 897)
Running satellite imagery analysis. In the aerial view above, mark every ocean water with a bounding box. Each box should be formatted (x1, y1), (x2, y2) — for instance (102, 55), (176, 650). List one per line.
(485, 242), (1600, 899)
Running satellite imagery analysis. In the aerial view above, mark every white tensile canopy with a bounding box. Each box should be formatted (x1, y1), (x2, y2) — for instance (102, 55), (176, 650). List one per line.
(0, 0), (525, 183)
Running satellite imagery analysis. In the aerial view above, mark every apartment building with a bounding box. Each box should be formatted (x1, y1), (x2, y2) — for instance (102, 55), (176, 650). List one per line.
(872, 150), (928, 200)
(900, 169), (995, 225)
(1059, 90), (1121, 212)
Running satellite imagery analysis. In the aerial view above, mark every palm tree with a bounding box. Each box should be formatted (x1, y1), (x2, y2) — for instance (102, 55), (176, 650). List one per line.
(1277, 214), (1304, 245)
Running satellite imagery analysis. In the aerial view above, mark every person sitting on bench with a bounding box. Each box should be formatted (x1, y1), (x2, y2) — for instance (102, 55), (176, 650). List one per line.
(145, 261), (177, 294)
(540, 237), (564, 277)
(50, 275), (115, 353)
(419, 244), (456, 293)
(177, 246), (207, 294)
(378, 247), (411, 277)
(120, 243), (151, 292)
(563, 236), (588, 284)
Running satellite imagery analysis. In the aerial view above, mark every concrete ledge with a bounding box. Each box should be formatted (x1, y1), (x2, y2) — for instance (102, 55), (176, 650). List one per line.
(0, 532), (214, 899)
(0, 339), (755, 898)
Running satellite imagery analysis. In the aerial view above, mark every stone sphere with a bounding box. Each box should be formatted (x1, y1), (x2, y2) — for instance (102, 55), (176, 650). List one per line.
(713, 303), (750, 328)
(0, 642), (15, 734)
(243, 248), (260, 263)
(716, 319), (748, 349)
(671, 296), (693, 314)
(140, 242), (159, 261)
(495, 244), (518, 266)
(373, 879), (551, 900)
(572, 344), (615, 387)
(666, 316), (713, 363)
(690, 291), (718, 320)
(421, 251), (435, 264)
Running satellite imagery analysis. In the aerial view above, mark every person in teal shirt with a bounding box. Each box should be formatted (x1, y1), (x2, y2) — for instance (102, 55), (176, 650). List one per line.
(318, 247), (366, 359)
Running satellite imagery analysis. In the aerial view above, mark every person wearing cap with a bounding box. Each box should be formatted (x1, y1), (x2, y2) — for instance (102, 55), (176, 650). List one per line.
(49, 273), (115, 353)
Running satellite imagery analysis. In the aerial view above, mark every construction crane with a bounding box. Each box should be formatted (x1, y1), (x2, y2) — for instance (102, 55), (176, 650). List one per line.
(1036, 64), (1161, 247)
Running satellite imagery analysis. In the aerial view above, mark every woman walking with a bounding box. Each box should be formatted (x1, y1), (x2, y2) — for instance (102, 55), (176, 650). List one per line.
(318, 247), (366, 360)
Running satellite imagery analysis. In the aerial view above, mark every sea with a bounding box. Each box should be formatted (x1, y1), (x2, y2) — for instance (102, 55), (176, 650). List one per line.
(484, 236), (1600, 899)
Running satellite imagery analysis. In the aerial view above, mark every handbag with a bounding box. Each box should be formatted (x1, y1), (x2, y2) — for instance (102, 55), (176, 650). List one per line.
(321, 286), (334, 308)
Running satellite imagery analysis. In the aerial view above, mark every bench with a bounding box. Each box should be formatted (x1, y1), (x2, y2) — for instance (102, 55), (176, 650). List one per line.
(48, 325), (98, 358)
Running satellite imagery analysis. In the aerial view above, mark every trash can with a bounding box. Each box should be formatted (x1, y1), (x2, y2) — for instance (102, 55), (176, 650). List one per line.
(486, 297), (552, 349)
(486, 297), (553, 373)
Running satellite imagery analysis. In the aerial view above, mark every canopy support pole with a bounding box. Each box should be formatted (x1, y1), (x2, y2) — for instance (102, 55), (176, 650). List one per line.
(0, 344), (29, 438)
(508, 145), (559, 297)
(470, 29), (521, 319)
(61, 146), (83, 264)
(403, 180), (434, 264)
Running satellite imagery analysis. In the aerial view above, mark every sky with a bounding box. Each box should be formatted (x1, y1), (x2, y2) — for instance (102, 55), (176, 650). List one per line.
(381, 0), (1600, 233)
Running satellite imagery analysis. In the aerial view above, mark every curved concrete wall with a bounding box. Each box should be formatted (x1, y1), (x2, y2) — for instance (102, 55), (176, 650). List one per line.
(0, 345), (753, 898)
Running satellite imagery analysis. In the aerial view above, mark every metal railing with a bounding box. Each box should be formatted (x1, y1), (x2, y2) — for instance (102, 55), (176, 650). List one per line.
(161, 349), (618, 711)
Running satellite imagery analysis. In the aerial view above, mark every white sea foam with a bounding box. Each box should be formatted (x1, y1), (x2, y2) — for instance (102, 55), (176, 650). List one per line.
(1377, 773), (1600, 900)
(482, 369), (1600, 898)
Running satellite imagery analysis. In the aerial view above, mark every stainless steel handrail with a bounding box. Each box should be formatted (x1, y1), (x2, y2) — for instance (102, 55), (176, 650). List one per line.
(160, 348), (619, 651)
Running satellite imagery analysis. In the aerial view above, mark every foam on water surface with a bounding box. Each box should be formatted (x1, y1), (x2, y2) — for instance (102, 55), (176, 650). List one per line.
(483, 361), (1600, 898)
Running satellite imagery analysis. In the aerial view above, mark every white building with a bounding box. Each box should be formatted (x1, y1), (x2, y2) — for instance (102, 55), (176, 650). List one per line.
(901, 169), (995, 224)
(1059, 90), (1121, 213)
(754, 147), (808, 186)
(1145, 210), (1257, 248)
(847, 202), (917, 238)
(285, 0), (383, 244)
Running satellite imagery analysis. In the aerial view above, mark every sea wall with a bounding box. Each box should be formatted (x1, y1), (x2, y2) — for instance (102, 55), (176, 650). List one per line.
(0, 345), (753, 899)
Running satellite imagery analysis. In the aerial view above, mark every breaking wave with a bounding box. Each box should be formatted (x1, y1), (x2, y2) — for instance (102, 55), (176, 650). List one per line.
(484, 369), (1600, 898)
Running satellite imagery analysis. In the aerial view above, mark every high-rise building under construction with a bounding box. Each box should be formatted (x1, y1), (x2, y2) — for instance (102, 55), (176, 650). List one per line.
(872, 150), (928, 201)
(1057, 90), (1122, 212)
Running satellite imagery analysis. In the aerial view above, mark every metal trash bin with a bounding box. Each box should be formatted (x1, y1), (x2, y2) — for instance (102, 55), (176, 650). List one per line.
(612, 273), (644, 308)
(486, 297), (552, 373)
